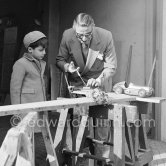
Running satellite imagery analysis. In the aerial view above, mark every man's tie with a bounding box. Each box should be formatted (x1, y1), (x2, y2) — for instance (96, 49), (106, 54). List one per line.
(81, 43), (89, 63)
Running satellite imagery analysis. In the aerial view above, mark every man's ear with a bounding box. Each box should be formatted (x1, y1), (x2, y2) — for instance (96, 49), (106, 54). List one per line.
(28, 47), (33, 53)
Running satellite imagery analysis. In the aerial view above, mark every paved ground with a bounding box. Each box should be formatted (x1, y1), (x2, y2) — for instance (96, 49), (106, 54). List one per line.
(149, 139), (166, 166)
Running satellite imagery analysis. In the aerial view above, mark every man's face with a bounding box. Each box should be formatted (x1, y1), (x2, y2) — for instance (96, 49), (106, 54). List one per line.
(75, 25), (93, 45)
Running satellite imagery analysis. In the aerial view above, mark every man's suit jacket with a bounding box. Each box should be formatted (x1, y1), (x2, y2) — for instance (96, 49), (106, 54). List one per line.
(56, 27), (117, 92)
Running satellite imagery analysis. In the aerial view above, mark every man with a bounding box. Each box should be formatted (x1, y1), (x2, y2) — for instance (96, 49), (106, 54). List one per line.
(56, 13), (117, 165)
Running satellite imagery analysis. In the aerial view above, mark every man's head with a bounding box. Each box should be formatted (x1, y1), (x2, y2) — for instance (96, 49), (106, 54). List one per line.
(23, 31), (48, 60)
(73, 13), (95, 45)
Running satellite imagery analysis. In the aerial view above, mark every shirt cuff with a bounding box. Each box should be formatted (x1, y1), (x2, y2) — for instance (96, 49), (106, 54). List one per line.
(64, 63), (69, 72)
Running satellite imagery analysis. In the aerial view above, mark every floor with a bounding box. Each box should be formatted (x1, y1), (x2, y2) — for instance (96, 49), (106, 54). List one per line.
(149, 139), (166, 166)
(1, 116), (166, 166)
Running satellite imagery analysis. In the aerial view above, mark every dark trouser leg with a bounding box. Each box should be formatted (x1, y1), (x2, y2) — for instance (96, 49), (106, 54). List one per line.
(35, 132), (47, 166)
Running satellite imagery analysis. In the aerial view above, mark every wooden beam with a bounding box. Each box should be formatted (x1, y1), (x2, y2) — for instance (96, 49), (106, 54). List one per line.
(136, 96), (165, 103)
(0, 93), (164, 117)
(0, 95), (135, 117)
(0, 112), (37, 166)
(113, 104), (125, 166)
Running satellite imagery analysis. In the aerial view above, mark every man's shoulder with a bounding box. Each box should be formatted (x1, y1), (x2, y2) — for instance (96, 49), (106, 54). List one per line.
(94, 27), (112, 36)
(63, 28), (75, 37)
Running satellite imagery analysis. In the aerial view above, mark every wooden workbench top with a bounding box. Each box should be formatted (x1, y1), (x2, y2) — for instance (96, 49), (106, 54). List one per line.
(73, 90), (166, 104)
(0, 92), (165, 117)
(108, 92), (165, 104)
(0, 94), (135, 117)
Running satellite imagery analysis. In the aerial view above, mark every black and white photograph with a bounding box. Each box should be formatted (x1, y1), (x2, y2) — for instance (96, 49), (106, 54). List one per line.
(0, 0), (166, 166)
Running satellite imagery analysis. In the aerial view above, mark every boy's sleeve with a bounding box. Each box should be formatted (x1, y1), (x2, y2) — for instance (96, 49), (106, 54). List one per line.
(10, 61), (26, 104)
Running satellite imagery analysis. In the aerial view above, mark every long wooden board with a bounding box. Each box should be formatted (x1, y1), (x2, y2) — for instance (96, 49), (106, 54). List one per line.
(0, 95), (135, 117)
(0, 93), (164, 117)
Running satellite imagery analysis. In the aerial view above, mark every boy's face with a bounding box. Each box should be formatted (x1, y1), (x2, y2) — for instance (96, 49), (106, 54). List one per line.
(29, 46), (46, 60)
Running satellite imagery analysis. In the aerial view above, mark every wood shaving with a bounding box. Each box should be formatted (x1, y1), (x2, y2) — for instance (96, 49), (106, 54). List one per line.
(90, 88), (112, 105)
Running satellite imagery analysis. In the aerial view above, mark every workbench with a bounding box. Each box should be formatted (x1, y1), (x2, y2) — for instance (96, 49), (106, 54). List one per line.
(0, 91), (165, 166)
(63, 91), (165, 166)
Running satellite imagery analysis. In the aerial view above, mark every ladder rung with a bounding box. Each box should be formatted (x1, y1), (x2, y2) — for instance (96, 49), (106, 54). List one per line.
(138, 148), (147, 152)
(125, 161), (134, 165)
(62, 149), (113, 165)
(86, 136), (113, 146)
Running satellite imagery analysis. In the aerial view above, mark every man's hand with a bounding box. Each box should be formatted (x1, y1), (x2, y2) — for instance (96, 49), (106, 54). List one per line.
(87, 78), (101, 88)
(67, 61), (79, 73)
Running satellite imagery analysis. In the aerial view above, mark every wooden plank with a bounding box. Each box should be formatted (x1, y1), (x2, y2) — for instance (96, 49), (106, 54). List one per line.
(39, 113), (59, 166)
(0, 150), (9, 166)
(53, 108), (68, 148)
(73, 90), (165, 104)
(15, 112), (37, 133)
(15, 153), (31, 166)
(0, 112), (37, 166)
(108, 104), (139, 122)
(136, 96), (166, 103)
(32, 131), (35, 166)
(73, 91), (136, 101)
(139, 115), (148, 149)
(15, 133), (34, 166)
(124, 104), (139, 123)
(0, 128), (21, 166)
(0, 96), (136, 117)
(125, 123), (135, 163)
(113, 104), (125, 166)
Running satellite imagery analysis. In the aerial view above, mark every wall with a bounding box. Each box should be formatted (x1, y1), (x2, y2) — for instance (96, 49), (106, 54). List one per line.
(0, 0), (154, 101)
(58, 0), (147, 85)
(159, 0), (166, 141)
(0, 0), (49, 104)
(0, 0), (48, 59)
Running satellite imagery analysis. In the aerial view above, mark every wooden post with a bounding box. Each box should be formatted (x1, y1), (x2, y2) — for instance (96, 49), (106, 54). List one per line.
(113, 104), (125, 166)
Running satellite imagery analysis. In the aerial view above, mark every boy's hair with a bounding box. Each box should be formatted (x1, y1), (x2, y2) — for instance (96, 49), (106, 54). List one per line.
(29, 37), (48, 49)
(73, 13), (95, 29)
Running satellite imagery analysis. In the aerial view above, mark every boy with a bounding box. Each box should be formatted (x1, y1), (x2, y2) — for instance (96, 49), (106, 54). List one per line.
(10, 30), (47, 105)
(10, 31), (48, 166)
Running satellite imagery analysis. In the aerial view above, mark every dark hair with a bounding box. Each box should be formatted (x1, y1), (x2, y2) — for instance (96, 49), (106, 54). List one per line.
(73, 13), (95, 29)
(29, 37), (48, 49)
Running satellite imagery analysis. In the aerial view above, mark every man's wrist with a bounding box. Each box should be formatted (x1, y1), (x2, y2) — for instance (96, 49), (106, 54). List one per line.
(95, 78), (102, 86)
(64, 63), (70, 72)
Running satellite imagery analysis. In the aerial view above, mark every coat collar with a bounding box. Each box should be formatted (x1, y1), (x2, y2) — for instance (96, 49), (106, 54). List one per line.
(89, 27), (101, 50)
(23, 53), (45, 63)
(23, 53), (46, 74)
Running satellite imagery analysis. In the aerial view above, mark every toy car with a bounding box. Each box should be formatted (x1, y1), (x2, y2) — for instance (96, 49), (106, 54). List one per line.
(113, 81), (154, 98)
